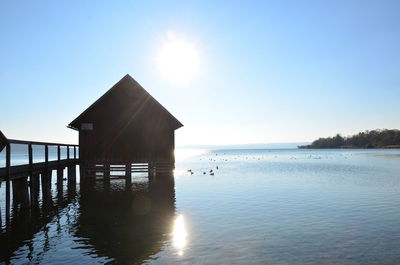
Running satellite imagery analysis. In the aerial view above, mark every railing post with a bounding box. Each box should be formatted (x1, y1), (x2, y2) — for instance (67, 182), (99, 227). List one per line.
(67, 146), (70, 161)
(74, 146), (76, 159)
(27, 143), (35, 209)
(28, 143), (33, 174)
(57, 145), (61, 163)
(56, 145), (63, 190)
(45, 145), (49, 165)
(6, 143), (11, 180)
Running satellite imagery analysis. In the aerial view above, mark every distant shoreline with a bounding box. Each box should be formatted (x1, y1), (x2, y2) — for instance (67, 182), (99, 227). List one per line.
(298, 129), (400, 149)
(298, 145), (400, 149)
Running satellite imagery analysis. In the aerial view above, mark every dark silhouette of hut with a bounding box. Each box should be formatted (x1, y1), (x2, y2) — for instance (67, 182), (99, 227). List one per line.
(68, 74), (183, 172)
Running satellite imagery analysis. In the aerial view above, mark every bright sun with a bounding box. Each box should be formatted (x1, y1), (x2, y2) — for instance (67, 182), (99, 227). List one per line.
(157, 32), (199, 85)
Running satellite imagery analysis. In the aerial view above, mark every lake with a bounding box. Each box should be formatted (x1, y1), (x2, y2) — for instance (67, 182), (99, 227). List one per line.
(1, 148), (400, 264)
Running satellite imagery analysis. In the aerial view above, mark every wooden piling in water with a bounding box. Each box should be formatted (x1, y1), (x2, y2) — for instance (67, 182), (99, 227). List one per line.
(57, 167), (64, 191)
(30, 173), (40, 208)
(41, 170), (52, 206)
(11, 178), (17, 204)
(104, 163), (110, 180)
(5, 143), (11, 227)
(126, 163), (132, 188)
(20, 177), (30, 208)
(148, 162), (152, 181)
(68, 165), (76, 187)
(79, 164), (86, 180)
(148, 163), (156, 183)
(5, 180), (10, 228)
(41, 171), (48, 197)
(12, 179), (21, 205)
(102, 164), (110, 191)
(12, 177), (30, 208)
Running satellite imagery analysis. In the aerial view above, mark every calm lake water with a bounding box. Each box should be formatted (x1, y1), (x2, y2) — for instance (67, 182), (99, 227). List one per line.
(1, 148), (400, 264)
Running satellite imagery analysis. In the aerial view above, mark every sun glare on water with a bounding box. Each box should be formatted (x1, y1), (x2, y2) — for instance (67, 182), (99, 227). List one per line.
(157, 32), (199, 85)
(172, 214), (187, 256)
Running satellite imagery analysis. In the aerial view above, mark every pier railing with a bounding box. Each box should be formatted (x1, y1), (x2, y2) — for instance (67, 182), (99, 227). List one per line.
(0, 132), (79, 180)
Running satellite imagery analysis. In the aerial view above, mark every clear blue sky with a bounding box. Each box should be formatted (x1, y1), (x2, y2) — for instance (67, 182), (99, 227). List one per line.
(1, 0), (399, 146)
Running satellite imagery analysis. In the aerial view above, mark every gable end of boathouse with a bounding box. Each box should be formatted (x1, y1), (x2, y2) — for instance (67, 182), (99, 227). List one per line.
(67, 74), (183, 170)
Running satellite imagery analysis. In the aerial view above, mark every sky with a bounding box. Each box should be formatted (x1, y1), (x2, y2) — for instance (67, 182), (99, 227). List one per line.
(0, 0), (399, 146)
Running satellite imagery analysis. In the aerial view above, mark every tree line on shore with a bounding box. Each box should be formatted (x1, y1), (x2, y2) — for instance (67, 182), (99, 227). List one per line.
(298, 129), (400, 149)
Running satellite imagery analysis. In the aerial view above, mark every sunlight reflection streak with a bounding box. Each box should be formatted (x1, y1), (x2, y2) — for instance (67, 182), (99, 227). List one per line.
(172, 214), (187, 256)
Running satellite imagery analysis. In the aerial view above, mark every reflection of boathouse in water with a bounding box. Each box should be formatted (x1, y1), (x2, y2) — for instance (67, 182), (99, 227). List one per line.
(0, 174), (176, 264)
(76, 177), (176, 263)
(68, 74), (183, 175)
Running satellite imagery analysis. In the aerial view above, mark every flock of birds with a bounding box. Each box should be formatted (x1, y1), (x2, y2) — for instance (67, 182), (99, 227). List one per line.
(185, 152), (354, 176)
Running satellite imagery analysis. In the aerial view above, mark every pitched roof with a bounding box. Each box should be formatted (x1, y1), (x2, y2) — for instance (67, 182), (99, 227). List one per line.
(68, 74), (183, 130)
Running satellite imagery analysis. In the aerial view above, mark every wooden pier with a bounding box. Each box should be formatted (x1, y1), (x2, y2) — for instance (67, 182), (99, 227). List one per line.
(0, 139), (79, 181)
(0, 130), (175, 232)
(0, 132), (79, 230)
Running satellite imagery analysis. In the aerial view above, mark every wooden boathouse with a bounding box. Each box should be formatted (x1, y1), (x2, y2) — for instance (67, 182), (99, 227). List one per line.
(68, 74), (183, 175)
